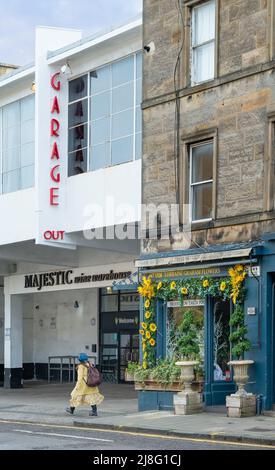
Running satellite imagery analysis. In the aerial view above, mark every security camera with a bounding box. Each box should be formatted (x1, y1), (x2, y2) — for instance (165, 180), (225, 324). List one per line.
(60, 62), (72, 76)
(143, 41), (155, 55)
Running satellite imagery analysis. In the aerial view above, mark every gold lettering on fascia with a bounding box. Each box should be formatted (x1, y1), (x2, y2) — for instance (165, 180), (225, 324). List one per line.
(150, 268), (221, 279)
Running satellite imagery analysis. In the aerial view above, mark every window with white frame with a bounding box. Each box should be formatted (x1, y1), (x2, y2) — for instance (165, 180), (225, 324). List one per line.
(68, 52), (142, 176)
(190, 141), (213, 222)
(191, 0), (216, 85)
(0, 94), (35, 195)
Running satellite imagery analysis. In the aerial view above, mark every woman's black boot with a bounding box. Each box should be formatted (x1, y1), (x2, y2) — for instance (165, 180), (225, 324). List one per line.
(89, 405), (98, 416)
(66, 407), (75, 415)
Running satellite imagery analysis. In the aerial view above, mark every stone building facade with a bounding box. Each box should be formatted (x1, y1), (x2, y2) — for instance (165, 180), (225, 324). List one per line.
(137, 0), (275, 412)
(142, 0), (275, 252)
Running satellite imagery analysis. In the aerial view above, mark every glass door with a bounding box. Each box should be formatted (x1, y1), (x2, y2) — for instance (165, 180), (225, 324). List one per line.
(100, 332), (118, 382)
(205, 298), (235, 406)
(119, 332), (139, 382)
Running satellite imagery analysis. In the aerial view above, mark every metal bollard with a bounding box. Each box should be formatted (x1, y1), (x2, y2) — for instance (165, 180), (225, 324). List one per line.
(256, 394), (263, 415)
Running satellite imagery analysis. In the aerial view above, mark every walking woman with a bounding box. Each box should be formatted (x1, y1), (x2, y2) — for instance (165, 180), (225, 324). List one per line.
(66, 353), (104, 416)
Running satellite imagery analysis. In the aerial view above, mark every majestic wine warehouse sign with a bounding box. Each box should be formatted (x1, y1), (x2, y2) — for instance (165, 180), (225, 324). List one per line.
(24, 269), (132, 291)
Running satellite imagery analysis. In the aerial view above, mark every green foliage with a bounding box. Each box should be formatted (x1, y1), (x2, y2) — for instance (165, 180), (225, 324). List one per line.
(134, 366), (150, 382)
(176, 310), (200, 360)
(229, 304), (251, 359)
(156, 277), (231, 303)
(126, 361), (139, 373)
(150, 359), (181, 384)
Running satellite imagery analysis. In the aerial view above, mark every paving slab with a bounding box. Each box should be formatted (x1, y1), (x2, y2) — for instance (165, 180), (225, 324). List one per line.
(0, 381), (138, 425)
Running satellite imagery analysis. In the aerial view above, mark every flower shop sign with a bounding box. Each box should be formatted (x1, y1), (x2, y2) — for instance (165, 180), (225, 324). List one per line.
(145, 266), (229, 280)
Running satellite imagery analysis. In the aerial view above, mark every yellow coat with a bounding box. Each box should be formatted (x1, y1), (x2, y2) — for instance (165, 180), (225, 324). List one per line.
(70, 362), (104, 407)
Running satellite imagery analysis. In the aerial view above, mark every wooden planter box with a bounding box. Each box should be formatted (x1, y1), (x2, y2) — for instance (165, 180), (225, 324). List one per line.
(135, 380), (183, 392)
(135, 380), (204, 392)
(125, 370), (135, 382)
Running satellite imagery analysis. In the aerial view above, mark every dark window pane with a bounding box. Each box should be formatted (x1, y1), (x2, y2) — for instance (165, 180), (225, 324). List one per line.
(192, 142), (213, 183)
(68, 124), (87, 152)
(121, 335), (131, 348)
(192, 182), (213, 220)
(68, 99), (88, 127)
(69, 75), (88, 102)
(101, 295), (119, 312)
(103, 333), (118, 345)
(68, 148), (88, 176)
(120, 293), (139, 311)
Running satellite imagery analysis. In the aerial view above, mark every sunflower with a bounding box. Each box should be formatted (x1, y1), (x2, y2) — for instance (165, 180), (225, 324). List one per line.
(146, 331), (151, 339)
(149, 323), (157, 332)
(142, 343), (146, 351)
(181, 287), (188, 295)
(236, 264), (244, 272)
(145, 311), (151, 320)
(157, 281), (163, 290)
(170, 281), (176, 290)
(142, 338), (146, 344)
(203, 279), (209, 288)
(139, 329), (145, 336)
(149, 338), (156, 347)
(142, 361), (147, 370)
(141, 322), (147, 330)
(144, 299), (150, 309)
(220, 281), (227, 292)
(143, 351), (148, 359)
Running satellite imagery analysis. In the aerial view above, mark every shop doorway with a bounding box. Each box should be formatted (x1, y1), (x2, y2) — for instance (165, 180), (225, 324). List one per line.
(99, 289), (139, 383)
(204, 298), (235, 406)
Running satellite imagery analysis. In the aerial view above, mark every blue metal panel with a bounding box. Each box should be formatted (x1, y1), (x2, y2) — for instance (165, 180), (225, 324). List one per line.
(138, 391), (158, 411)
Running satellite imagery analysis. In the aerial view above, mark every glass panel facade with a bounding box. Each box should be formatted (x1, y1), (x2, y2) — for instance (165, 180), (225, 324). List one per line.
(0, 94), (35, 194)
(68, 52), (142, 177)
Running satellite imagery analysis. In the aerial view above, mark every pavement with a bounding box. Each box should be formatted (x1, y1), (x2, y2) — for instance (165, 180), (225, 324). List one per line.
(1, 381), (275, 447)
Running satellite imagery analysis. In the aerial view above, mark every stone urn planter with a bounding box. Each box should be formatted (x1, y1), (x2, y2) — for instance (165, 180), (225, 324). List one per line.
(226, 360), (256, 417)
(173, 360), (203, 415)
(228, 360), (254, 396)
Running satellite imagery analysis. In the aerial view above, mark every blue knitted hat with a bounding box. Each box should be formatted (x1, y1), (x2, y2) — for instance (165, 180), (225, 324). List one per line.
(78, 352), (89, 362)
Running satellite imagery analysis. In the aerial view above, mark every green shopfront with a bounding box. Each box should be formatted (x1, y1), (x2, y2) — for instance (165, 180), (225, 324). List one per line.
(136, 243), (275, 412)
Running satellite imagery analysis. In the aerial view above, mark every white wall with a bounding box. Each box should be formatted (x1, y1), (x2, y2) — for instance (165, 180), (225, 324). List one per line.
(0, 189), (36, 245)
(30, 288), (98, 363)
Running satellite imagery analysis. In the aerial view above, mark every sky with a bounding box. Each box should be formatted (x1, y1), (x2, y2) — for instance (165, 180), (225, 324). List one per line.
(0, 0), (142, 66)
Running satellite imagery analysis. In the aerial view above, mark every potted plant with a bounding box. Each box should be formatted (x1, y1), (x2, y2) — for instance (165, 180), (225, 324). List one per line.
(226, 304), (256, 417)
(228, 304), (253, 395)
(173, 310), (204, 414)
(174, 310), (201, 390)
(125, 361), (139, 382)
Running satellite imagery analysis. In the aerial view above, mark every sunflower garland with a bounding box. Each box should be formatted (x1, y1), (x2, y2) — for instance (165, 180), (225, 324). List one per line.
(138, 265), (247, 369)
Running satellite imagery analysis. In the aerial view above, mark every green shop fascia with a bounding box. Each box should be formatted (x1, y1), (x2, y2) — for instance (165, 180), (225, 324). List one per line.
(136, 261), (253, 411)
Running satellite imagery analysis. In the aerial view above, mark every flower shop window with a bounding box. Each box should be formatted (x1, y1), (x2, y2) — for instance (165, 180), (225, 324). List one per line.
(166, 300), (205, 374)
(189, 140), (213, 222)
